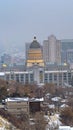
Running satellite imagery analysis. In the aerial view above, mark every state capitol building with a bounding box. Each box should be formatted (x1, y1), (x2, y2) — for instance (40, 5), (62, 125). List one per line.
(0, 36), (73, 87)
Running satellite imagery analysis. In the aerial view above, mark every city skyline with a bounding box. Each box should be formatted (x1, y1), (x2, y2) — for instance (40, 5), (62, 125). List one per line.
(0, 0), (73, 53)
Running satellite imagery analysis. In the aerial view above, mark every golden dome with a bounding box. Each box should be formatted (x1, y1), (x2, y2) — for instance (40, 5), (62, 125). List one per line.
(26, 37), (44, 67)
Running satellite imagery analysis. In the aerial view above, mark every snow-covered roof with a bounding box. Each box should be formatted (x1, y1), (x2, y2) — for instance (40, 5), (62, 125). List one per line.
(61, 99), (68, 103)
(5, 97), (44, 102)
(60, 104), (69, 108)
(0, 72), (5, 76)
(30, 97), (44, 102)
(45, 93), (51, 96)
(51, 97), (61, 102)
(5, 97), (29, 102)
(48, 104), (55, 109)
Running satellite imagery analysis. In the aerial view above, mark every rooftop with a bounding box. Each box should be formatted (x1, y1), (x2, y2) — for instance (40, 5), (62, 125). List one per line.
(5, 97), (44, 102)
(30, 37), (41, 49)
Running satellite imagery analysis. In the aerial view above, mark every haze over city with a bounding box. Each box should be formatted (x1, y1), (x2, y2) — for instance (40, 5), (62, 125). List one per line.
(0, 0), (73, 54)
(1, 1), (73, 129)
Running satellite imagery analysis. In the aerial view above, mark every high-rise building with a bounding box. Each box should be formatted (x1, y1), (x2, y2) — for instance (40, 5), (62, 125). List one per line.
(43, 35), (61, 64)
(61, 39), (73, 63)
(1, 53), (12, 66)
(43, 40), (49, 63)
(25, 42), (30, 61)
(66, 49), (73, 63)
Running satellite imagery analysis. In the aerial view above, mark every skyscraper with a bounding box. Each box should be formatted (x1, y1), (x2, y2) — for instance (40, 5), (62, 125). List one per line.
(25, 42), (30, 61)
(43, 35), (61, 64)
(61, 39), (73, 63)
(66, 49), (73, 63)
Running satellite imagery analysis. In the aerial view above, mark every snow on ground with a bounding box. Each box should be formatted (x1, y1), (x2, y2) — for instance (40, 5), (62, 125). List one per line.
(0, 116), (10, 130)
(59, 126), (73, 130)
(45, 113), (73, 130)
(45, 113), (62, 130)
(0, 116), (18, 130)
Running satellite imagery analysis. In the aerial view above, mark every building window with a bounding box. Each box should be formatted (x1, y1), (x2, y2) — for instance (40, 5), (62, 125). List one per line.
(49, 73), (52, 81)
(6, 74), (9, 80)
(59, 73), (62, 80)
(25, 74), (29, 83)
(17, 108), (21, 110)
(10, 74), (14, 80)
(63, 73), (67, 80)
(20, 74), (24, 82)
(54, 73), (57, 81)
(15, 74), (19, 82)
(39, 71), (43, 83)
(68, 72), (71, 85)
(44, 73), (48, 83)
(30, 74), (34, 82)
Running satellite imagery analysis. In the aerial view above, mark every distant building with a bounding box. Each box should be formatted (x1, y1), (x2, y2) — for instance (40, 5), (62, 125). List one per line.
(61, 39), (73, 63)
(0, 37), (73, 87)
(66, 49), (73, 63)
(43, 35), (61, 64)
(26, 36), (44, 67)
(0, 66), (72, 87)
(1, 53), (12, 66)
(5, 97), (44, 116)
(25, 42), (30, 61)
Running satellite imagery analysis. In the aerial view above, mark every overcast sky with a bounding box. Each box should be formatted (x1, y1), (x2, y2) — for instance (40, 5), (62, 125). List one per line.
(0, 0), (73, 53)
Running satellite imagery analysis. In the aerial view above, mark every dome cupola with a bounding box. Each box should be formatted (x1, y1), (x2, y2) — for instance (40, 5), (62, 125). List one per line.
(30, 36), (41, 49)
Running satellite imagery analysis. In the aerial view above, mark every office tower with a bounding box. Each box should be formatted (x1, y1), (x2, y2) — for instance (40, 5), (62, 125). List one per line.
(1, 53), (12, 65)
(43, 35), (61, 64)
(61, 39), (73, 63)
(25, 42), (30, 61)
(66, 49), (73, 63)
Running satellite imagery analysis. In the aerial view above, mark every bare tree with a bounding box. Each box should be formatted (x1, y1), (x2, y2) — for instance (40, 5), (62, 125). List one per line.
(34, 112), (47, 130)
(60, 107), (73, 126)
